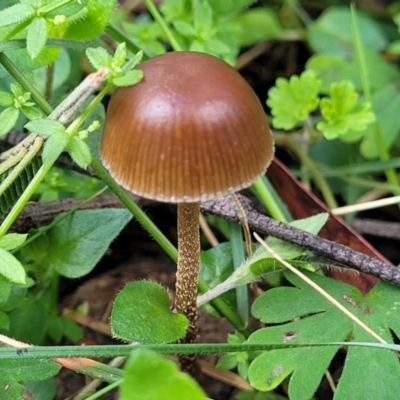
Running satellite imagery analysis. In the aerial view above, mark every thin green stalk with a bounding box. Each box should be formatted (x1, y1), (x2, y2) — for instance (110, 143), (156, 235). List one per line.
(0, 53), (53, 115)
(287, 137), (338, 209)
(351, 4), (400, 194)
(229, 222), (249, 323)
(142, 0), (183, 52)
(105, 23), (149, 57)
(251, 176), (292, 222)
(0, 162), (55, 238)
(1, 341), (395, 360)
(90, 157), (178, 262)
(85, 381), (121, 400)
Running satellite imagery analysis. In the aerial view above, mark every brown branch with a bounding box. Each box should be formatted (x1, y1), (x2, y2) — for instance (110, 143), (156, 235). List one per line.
(201, 195), (400, 287)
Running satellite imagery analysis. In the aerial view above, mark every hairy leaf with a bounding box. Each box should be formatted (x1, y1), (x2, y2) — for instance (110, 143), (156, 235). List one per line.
(120, 349), (206, 400)
(0, 3), (34, 27)
(44, 209), (131, 278)
(111, 281), (188, 344)
(27, 17), (48, 59)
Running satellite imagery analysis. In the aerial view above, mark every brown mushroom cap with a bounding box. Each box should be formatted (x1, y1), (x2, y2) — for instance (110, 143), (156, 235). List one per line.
(100, 51), (274, 203)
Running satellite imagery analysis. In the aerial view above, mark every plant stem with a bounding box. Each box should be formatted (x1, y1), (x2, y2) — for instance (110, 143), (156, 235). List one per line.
(176, 202), (200, 373)
(90, 158), (178, 262)
(142, 0), (183, 52)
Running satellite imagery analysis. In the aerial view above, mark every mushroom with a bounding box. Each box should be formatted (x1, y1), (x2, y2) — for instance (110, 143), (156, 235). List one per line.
(100, 51), (274, 358)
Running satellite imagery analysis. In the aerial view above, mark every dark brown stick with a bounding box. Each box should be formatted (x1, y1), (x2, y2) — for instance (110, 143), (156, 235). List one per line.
(201, 195), (400, 287)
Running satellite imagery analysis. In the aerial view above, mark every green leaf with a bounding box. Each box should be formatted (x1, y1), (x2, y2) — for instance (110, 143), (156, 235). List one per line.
(317, 81), (376, 140)
(44, 209), (131, 278)
(41, 130), (69, 165)
(20, 105), (43, 121)
(0, 310), (10, 330)
(173, 20), (196, 37)
(194, 1), (213, 35)
(0, 249), (26, 284)
(113, 70), (143, 87)
(113, 42), (127, 68)
(306, 54), (361, 93)
(120, 349), (207, 400)
(27, 17), (48, 59)
(308, 6), (387, 56)
(0, 92), (14, 107)
(66, 136), (92, 169)
(86, 46), (112, 70)
(0, 359), (60, 383)
(0, 3), (34, 27)
(0, 234), (27, 251)
(209, 0), (256, 16)
(63, 0), (117, 41)
(25, 119), (65, 136)
(267, 71), (321, 130)
(111, 281), (188, 344)
(233, 8), (282, 46)
(248, 271), (400, 400)
(0, 107), (19, 137)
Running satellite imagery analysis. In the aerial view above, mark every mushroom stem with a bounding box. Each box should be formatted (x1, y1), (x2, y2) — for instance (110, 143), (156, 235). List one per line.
(176, 202), (200, 345)
(176, 202), (201, 374)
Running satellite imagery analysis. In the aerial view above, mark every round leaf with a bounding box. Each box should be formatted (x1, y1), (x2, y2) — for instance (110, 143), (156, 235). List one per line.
(111, 281), (188, 344)
(120, 349), (206, 400)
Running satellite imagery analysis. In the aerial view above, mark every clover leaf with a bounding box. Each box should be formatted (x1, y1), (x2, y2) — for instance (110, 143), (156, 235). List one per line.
(317, 80), (376, 140)
(267, 71), (321, 130)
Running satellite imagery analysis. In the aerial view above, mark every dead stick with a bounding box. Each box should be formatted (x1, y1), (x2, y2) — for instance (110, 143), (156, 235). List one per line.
(201, 195), (400, 287)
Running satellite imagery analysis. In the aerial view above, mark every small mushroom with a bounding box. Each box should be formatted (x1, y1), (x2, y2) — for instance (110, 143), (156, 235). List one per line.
(100, 51), (274, 360)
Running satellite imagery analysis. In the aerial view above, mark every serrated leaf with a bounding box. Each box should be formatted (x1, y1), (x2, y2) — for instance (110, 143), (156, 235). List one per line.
(113, 70), (143, 87)
(41, 130), (69, 165)
(111, 281), (188, 344)
(86, 46), (112, 70)
(120, 349), (206, 400)
(0, 249), (26, 284)
(113, 42), (127, 68)
(122, 50), (144, 72)
(267, 71), (321, 130)
(27, 17), (48, 59)
(0, 107), (19, 137)
(25, 119), (65, 136)
(63, 0), (117, 41)
(44, 209), (131, 278)
(317, 81), (376, 140)
(66, 136), (92, 169)
(0, 234), (27, 251)
(248, 271), (400, 400)
(20, 105), (43, 121)
(0, 3), (34, 27)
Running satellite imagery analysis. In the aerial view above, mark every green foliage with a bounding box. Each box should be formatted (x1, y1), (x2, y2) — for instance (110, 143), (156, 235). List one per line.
(0, 358), (60, 399)
(22, 209), (132, 278)
(86, 43), (144, 87)
(111, 281), (189, 344)
(0, 83), (43, 136)
(120, 349), (207, 400)
(247, 271), (400, 400)
(267, 71), (321, 130)
(317, 80), (376, 140)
